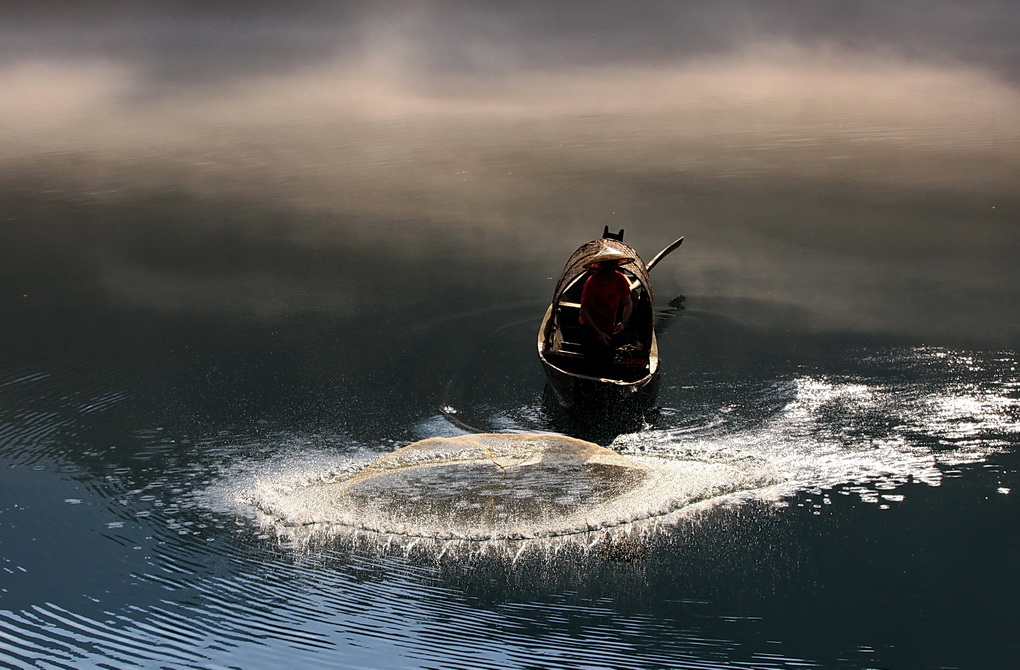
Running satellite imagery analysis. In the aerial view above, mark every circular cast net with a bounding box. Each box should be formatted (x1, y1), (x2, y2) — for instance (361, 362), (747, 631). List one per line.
(248, 433), (774, 545)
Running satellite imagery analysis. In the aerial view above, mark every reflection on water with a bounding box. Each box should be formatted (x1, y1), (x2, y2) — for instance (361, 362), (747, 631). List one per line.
(3, 4), (1020, 346)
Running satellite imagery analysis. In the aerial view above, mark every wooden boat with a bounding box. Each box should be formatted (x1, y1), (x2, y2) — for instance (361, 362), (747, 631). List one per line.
(537, 227), (683, 409)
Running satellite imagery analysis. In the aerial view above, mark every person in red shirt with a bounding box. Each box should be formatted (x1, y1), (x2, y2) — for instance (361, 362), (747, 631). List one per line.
(579, 259), (633, 372)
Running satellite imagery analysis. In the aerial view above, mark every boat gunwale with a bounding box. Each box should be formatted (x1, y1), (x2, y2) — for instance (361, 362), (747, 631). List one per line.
(537, 304), (658, 389)
(538, 236), (659, 393)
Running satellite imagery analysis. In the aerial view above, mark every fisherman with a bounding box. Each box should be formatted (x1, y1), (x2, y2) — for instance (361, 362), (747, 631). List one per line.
(578, 255), (633, 373)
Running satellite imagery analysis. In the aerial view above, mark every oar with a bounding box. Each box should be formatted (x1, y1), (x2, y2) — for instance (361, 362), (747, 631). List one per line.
(645, 236), (684, 272)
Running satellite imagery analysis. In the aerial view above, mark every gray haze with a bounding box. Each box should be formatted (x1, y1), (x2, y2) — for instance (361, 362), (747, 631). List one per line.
(3, 2), (1020, 86)
(2, 1), (1019, 347)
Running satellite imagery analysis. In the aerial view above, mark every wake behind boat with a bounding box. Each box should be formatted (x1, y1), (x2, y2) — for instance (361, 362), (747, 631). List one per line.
(537, 228), (683, 409)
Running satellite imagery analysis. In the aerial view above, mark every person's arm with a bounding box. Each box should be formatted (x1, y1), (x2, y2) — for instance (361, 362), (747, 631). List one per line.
(613, 293), (633, 335)
(580, 275), (612, 345)
(580, 303), (611, 345)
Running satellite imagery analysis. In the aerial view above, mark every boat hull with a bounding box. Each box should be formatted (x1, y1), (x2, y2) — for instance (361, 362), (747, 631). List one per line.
(540, 360), (660, 410)
(537, 229), (681, 413)
(537, 303), (659, 410)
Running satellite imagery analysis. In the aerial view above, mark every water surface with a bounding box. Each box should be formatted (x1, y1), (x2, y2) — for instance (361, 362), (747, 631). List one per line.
(2, 3), (1019, 668)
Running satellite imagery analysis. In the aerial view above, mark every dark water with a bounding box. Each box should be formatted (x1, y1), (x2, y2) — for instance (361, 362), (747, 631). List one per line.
(3, 3), (1020, 669)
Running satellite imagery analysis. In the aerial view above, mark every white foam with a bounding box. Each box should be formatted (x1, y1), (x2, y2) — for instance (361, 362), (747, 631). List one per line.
(197, 357), (1018, 556)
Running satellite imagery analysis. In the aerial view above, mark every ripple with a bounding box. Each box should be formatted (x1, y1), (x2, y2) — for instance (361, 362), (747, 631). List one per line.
(0, 360), (139, 467)
(4, 345), (1017, 669)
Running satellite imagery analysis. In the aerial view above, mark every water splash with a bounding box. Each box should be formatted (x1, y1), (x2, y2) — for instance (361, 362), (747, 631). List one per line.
(615, 350), (1019, 501)
(210, 434), (776, 556)
(198, 348), (1019, 557)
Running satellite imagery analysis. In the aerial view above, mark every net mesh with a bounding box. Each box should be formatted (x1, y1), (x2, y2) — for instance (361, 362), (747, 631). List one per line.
(246, 433), (773, 545)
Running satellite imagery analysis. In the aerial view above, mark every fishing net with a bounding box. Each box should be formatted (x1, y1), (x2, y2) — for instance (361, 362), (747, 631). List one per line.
(268, 434), (645, 541)
(247, 433), (774, 545)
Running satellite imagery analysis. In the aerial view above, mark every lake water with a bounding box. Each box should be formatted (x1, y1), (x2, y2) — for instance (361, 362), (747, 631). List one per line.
(2, 3), (1019, 668)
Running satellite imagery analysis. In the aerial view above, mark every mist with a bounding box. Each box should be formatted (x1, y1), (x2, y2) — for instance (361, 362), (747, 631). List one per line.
(2, 1), (1018, 346)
